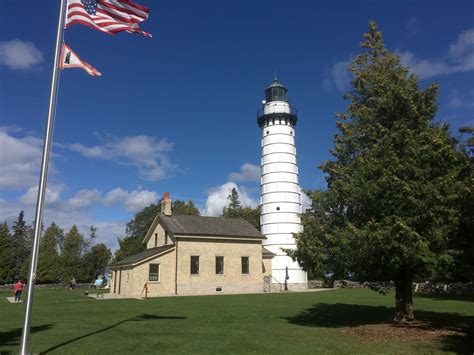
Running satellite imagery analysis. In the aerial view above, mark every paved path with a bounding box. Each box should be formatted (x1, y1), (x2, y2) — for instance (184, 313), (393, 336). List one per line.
(87, 293), (143, 300)
(87, 288), (336, 301)
(5, 297), (23, 303)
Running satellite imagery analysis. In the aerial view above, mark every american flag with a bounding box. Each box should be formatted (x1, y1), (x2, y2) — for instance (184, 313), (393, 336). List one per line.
(66, 0), (151, 37)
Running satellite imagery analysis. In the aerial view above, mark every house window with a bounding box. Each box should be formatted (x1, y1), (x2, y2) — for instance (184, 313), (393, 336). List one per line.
(241, 256), (249, 274)
(216, 256), (224, 275)
(149, 264), (160, 282)
(191, 256), (199, 275)
(154, 233), (158, 247)
(165, 232), (168, 245)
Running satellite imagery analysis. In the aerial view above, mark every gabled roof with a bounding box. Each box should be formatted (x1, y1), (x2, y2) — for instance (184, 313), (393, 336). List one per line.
(156, 214), (265, 239)
(110, 245), (174, 268)
(262, 246), (276, 258)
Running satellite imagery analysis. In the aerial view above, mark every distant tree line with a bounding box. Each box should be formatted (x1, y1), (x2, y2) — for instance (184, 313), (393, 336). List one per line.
(114, 192), (261, 262)
(0, 211), (111, 284)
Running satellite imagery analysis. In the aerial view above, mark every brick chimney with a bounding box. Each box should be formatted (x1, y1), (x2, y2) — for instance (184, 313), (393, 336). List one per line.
(161, 192), (172, 216)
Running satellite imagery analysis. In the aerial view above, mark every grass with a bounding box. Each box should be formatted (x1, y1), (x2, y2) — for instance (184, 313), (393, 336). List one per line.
(0, 288), (472, 354)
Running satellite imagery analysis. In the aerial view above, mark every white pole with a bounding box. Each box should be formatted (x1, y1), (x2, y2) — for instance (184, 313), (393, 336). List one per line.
(20, 1), (67, 353)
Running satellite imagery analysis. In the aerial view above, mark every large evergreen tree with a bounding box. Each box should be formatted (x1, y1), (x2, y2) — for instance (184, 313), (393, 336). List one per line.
(288, 190), (352, 280)
(290, 22), (469, 322)
(84, 243), (112, 281)
(114, 199), (200, 261)
(0, 222), (14, 284)
(61, 225), (87, 282)
(11, 211), (33, 279)
(36, 223), (63, 284)
(449, 127), (474, 281)
(222, 188), (242, 218)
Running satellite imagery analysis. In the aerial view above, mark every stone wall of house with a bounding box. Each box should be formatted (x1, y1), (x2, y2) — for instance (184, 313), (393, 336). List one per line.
(134, 249), (176, 297)
(110, 249), (176, 297)
(111, 266), (134, 296)
(145, 223), (174, 249)
(176, 237), (265, 295)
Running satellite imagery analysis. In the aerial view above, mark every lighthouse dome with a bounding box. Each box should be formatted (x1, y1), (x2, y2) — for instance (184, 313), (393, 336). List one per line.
(265, 78), (288, 103)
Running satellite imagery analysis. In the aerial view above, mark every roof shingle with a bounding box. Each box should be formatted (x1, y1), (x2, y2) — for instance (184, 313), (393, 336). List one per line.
(110, 245), (174, 268)
(157, 214), (264, 239)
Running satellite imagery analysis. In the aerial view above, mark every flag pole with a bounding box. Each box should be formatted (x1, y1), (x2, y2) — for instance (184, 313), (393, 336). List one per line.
(20, 0), (67, 354)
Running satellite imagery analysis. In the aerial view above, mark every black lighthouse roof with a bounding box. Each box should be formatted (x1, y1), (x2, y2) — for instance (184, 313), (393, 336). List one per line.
(265, 78), (288, 103)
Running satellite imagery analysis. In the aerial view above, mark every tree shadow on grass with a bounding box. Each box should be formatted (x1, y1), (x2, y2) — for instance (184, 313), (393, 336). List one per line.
(0, 323), (54, 350)
(283, 303), (473, 353)
(42, 313), (186, 353)
(414, 293), (474, 302)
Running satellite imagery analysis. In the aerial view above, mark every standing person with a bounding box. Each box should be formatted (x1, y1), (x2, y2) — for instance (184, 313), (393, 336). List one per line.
(94, 276), (103, 299)
(71, 277), (76, 289)
(14, 279), (24, 302)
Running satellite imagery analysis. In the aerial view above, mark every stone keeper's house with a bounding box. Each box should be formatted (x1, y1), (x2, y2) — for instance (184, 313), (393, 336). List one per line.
(109, 193), (275, 297)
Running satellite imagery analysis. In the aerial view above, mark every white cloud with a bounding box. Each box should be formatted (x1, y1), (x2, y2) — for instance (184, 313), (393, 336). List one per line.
(228, 163), (260, 182)
(323, 59), (352, 92)
(202, 182), (258, 217)
(102, 187), (159, 212)
(399, 28), (474, 79)
(300, 189), (312, 213)
(68, 189), (102, 209)
(0, 131), (43, 189)
(447, 89), (474, 109)
(0, 125), (23, 133)
(398, 51), (450, 78)
(448, 97), (474, 109)
(62, 135), (177, 181)
(19, 184), (64, 206)
(449, 28), (474, 63)
(123, 190), (158, 213)
(0, 39), (43, 70)
(0, 185), (159, 250)
(102, 188), (130, 206)
(0, 196), (126, 251)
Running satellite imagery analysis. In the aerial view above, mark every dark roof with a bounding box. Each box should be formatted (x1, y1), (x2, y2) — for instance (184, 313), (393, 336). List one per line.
(110, 245), (174, 268)
(266, 78), (287, 90)
(156, 213), (264, 239)
(262, 246), (276, 257)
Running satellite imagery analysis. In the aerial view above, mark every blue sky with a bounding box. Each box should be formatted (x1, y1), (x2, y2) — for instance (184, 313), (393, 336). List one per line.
(1, 0), (473, 249)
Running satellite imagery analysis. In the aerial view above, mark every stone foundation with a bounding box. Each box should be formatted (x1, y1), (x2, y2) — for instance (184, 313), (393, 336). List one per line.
(177, 282), (262, 296)
(286, 282), (309, 291)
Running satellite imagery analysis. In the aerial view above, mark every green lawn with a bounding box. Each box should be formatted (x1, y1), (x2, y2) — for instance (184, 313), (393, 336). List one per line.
(0, 288), (472, 354)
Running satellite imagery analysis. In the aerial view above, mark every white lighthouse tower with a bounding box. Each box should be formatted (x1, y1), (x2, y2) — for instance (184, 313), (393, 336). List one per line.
(257, 78), (307, 289)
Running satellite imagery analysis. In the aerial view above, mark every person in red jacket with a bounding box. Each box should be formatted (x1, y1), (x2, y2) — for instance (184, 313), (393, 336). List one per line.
(14, 279), (24, 302)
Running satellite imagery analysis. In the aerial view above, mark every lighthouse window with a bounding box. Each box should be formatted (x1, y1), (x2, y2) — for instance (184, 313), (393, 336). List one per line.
(272, 87), (286, 101)
(266, 131), (269, 135)
(276, 206), (280, 211)
(290, 131), (293, 135)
